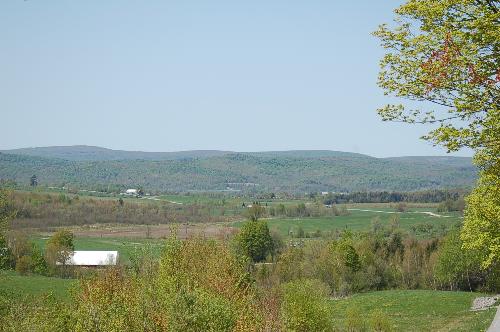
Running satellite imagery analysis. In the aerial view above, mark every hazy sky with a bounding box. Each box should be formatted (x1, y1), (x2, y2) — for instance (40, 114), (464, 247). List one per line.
(0, 1), (472, 157)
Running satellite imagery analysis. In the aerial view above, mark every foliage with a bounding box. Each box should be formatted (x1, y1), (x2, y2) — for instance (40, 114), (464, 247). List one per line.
(0, 151), (477, 193)
(246, 204), (265, 221)
(461, 170), (500, 268)
(0, 293), (75, 332)
(374, 0), (499, 153)
(324, 188), (469, 204)
(70, 237), (261, 331)
(0, 244), (13, 270)
(47, 229), (74, 251)
(436, 197), (465, 212)
(6, 231), (31, 263)
(30, 244), (48, 275)
(9, 190), (232, 229)
(345, 306), (366, 332)
(374, 0), (499, 269)
(280, 279), (334, 332)
(436, 231), (479, 290)
(0, 189), (16, 233)
(369, 309), (393, 332)
(0, 189), (15, 270)
(45, 230), (74, 276)
(234, 220), (274, 262)
(14, 256), (31, 275)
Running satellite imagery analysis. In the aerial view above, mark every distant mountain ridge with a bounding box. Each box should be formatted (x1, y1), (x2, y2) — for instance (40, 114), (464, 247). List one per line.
(1, 145), (374, 161)
(1, 145), (232, 161)
(0, 146), (476, 193)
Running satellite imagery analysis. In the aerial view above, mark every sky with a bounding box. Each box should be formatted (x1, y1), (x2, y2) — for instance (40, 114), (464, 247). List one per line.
(0, 1), (473, 157)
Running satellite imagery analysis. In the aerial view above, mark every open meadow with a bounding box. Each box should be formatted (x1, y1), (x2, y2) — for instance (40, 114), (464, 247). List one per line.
(331, 290), (496, 332)
(234, 207), (462, 239)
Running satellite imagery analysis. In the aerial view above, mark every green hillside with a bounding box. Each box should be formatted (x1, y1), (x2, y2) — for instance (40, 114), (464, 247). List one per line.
(0, 145), (231, 161)
(331, 290), (495, 331)
(0, 147), (476, 193)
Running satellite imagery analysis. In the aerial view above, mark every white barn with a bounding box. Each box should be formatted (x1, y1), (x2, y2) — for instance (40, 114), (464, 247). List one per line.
(125, 189), (138, 195)
(63, 251), (119, 266)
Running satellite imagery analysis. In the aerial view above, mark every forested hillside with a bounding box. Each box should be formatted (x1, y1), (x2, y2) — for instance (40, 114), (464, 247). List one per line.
(0, 147), (476, 193)
(1, 145), (231, 161)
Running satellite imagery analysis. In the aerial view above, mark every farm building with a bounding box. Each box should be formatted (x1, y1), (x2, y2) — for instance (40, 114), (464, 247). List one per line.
(125, 188), (138, 195)
(62, 251), (119, 267)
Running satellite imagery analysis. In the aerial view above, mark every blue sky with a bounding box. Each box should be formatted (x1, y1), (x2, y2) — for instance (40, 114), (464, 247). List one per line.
(0, 1), (472, 157)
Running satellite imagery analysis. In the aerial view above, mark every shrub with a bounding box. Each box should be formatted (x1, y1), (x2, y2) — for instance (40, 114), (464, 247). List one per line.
(31, 244), (48, 275)
(345, 306), (366, 331)
(165, 287), (237, 332)
(280, 279), (334, 331)
(15, 255), (32, 275)
(369, 309), (393, 332)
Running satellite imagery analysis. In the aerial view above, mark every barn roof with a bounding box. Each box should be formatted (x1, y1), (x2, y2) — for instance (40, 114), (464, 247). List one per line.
(65, 251), (119, 266)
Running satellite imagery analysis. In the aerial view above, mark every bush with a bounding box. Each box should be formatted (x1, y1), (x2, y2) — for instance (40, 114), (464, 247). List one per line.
(280, 279), (334, 331)
(15, 255), (32, 275)
(369, 309), (393, 332)
(0, 238), (14, 270)
(166, 287), (237, 332)
(395, 202), (407, 212)
(31, 244), (48, 275)
(345, 306), (366, 331)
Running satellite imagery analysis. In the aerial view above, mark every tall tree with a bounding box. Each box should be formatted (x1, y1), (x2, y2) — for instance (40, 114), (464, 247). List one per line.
(235, 220), (274, 262)
(374, 0), (499, 268)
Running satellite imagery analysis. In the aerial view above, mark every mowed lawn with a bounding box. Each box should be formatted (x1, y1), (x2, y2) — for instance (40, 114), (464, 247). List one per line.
(0, 270), (76, 301)
(234, 208), (461, 238)
(331, 290), (496, 332)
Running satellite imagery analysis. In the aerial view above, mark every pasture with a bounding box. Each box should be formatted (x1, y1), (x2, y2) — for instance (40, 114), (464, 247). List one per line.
(233, 208), (462, 238)
(331, 290), (496, 331)
(0, 270), (76, 301)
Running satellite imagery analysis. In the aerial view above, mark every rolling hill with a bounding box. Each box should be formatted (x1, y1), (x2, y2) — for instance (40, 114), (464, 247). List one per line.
(0, 145), (231, 161)
(0, 146), (477, 193)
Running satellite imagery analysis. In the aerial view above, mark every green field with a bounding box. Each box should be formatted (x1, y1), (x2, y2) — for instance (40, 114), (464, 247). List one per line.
(0, 270), (76, 301)
(32, 237), (164, 263)
(331, 290), (496, 331)
(234, 208), (462, 238)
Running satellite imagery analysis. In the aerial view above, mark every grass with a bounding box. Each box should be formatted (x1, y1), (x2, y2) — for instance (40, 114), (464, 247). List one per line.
(331, 290), (496, 331)
(32, 236), (165, 263)
(234, 208), (461, 238)
(0, 270), (76, 301)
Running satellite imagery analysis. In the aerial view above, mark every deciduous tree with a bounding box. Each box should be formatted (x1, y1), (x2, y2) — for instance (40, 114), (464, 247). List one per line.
(374, 0), (499, 268)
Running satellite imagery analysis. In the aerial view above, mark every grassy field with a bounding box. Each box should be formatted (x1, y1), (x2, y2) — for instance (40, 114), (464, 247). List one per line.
(0, 270), (76, 301)
(234, 208), (462, 238)
(32, 236), (165, 263)
(331, 290), (496, 331)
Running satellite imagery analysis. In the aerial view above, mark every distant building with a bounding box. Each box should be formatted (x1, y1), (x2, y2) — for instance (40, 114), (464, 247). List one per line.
(61, 251), (119, 267)
(321, 192), (329, 196)
(125, 189), (138, 195)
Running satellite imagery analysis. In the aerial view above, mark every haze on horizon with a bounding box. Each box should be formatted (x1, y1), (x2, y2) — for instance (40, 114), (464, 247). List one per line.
(0, 1), (473, 158)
